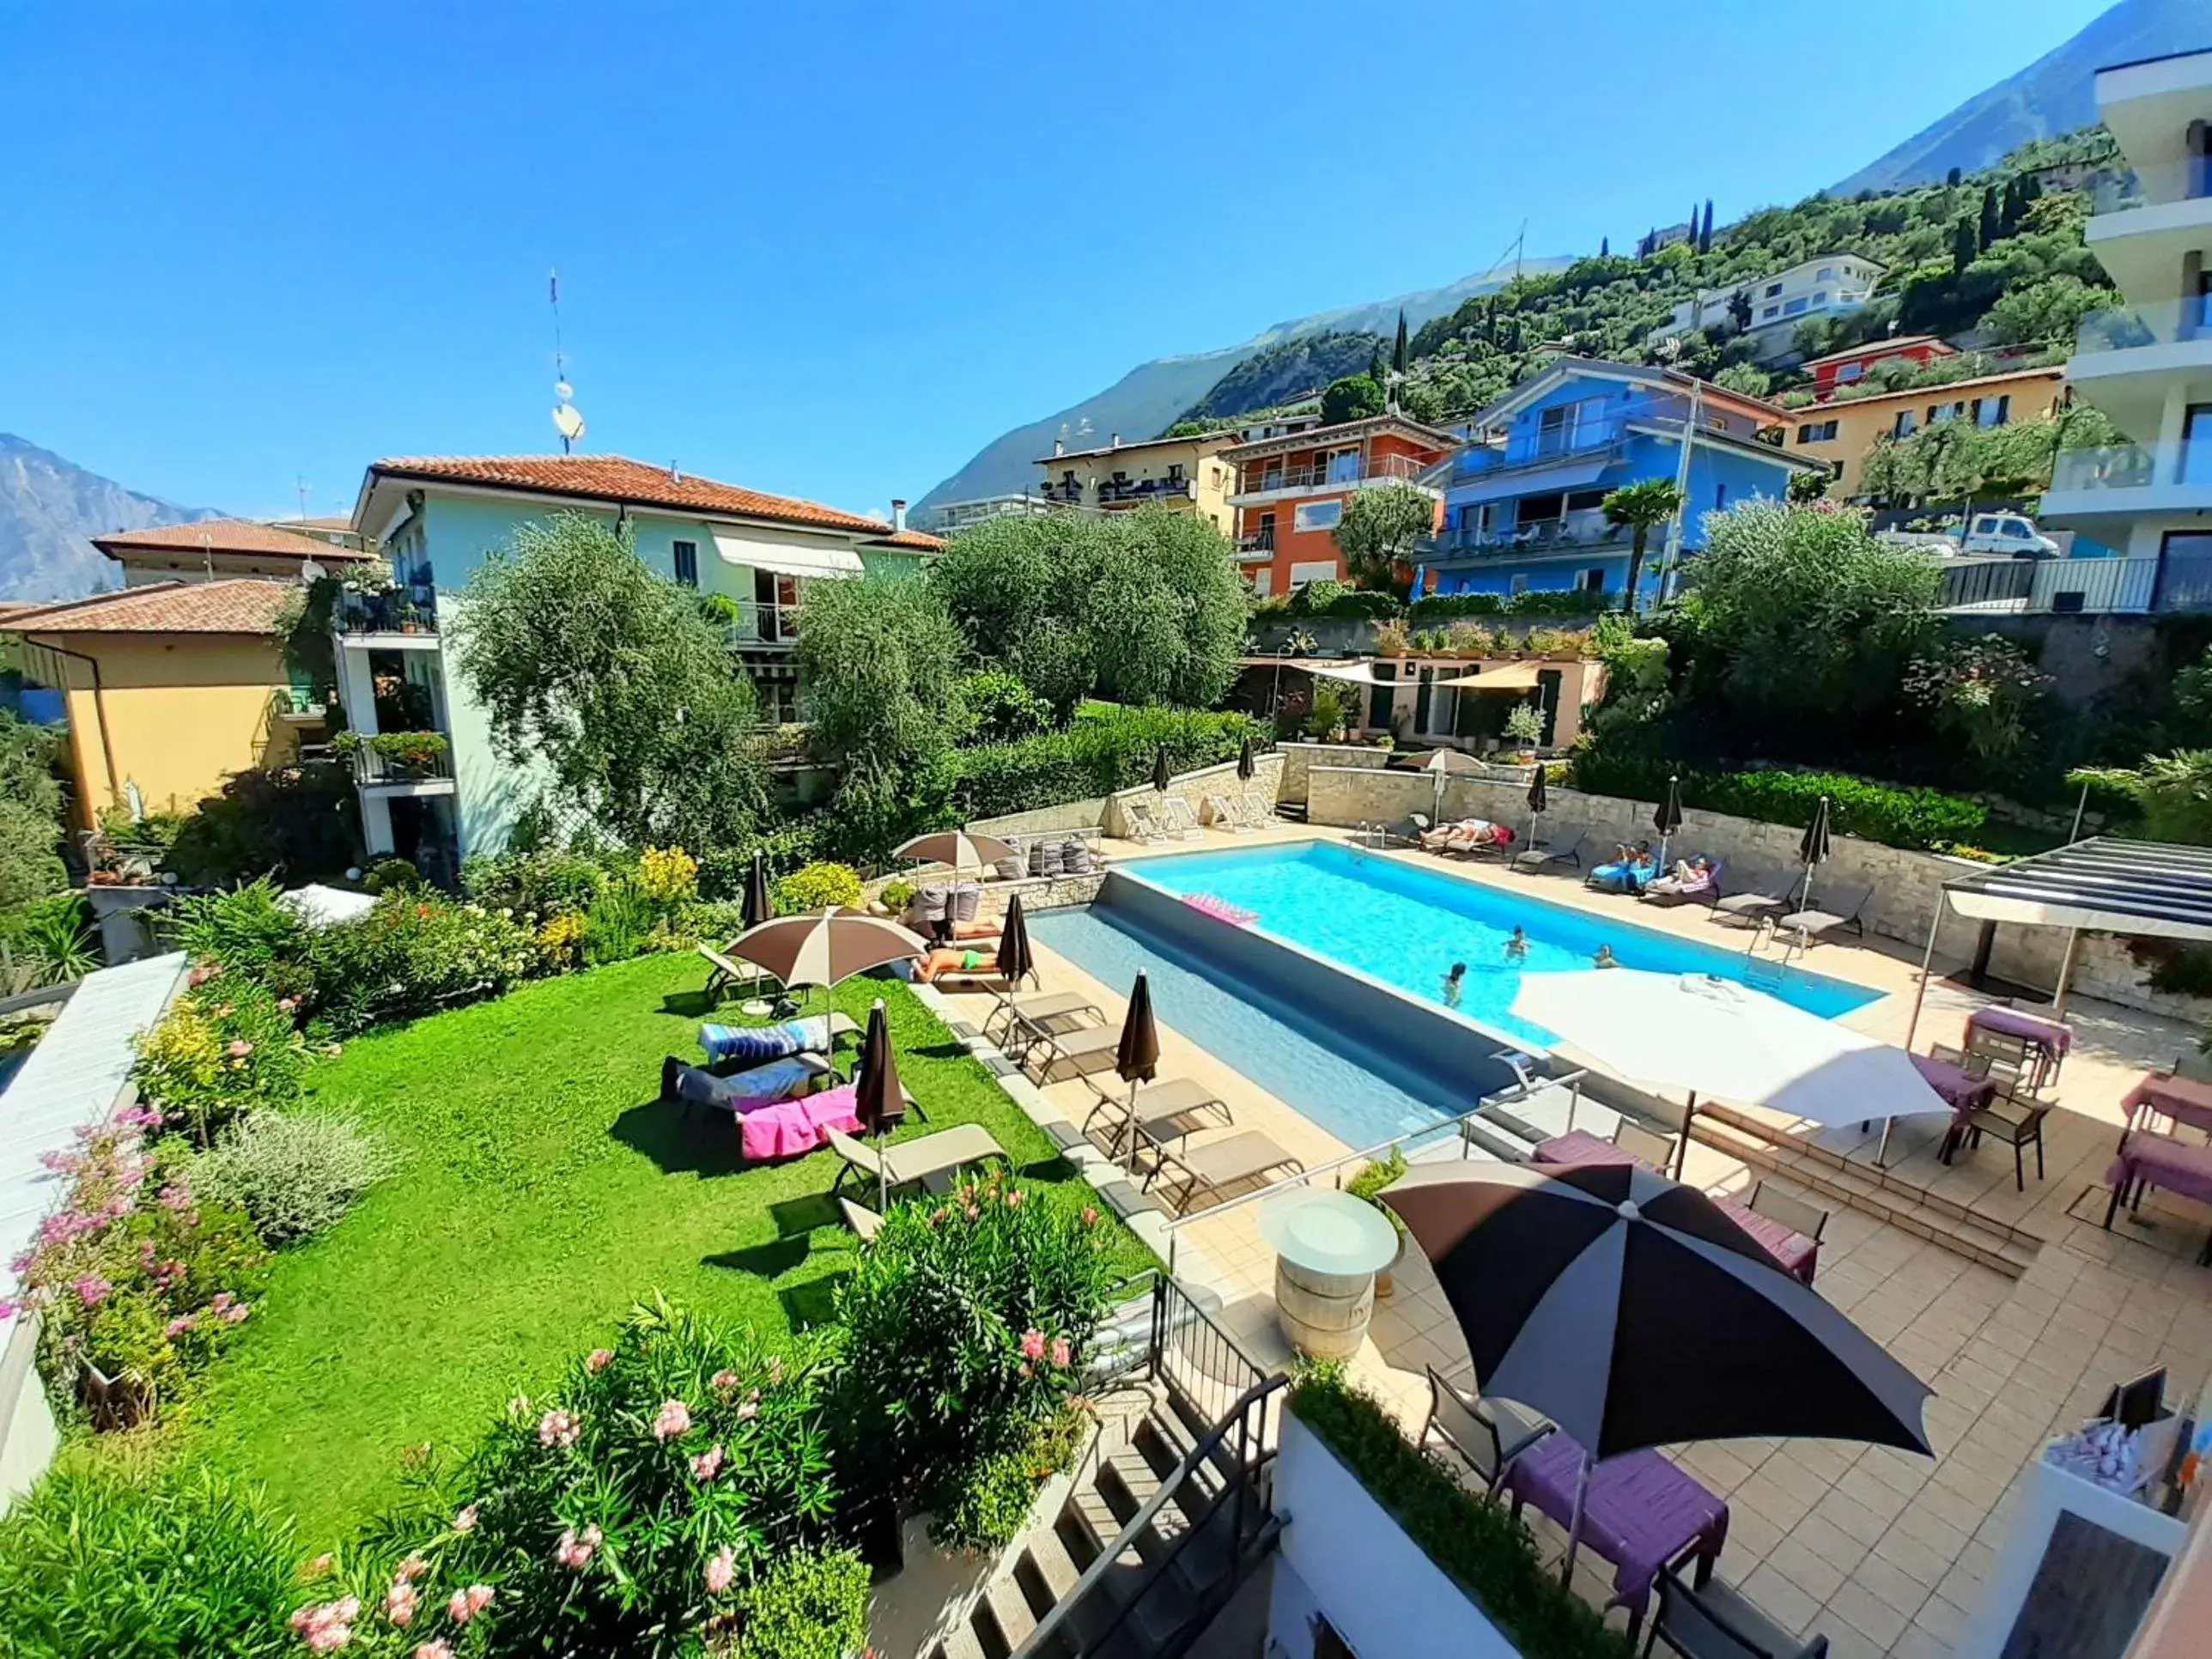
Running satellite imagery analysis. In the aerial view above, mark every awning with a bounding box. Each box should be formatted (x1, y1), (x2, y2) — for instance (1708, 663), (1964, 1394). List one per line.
(711, 528), (863, 580)
(1942, 836), (2212, 944)
(1302, 659), (1398, 686)
(1429, 663), (1547, 690)
(1448, 456), (1613, 507)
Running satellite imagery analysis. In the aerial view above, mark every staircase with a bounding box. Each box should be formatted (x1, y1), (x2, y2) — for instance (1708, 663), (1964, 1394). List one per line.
(926, 1279), (1287, 1659)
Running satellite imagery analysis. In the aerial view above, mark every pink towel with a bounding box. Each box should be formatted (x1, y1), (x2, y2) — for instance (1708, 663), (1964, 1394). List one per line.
(740, 1084), (863, 1163)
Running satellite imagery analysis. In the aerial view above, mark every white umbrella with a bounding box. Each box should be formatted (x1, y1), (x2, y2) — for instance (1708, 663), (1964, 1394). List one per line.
(1421, 747), (1483, 822)
(1510, 970), (1953, 1174)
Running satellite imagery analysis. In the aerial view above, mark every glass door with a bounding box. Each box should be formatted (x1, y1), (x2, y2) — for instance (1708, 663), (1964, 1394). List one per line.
(2185, 406), (2212, 485)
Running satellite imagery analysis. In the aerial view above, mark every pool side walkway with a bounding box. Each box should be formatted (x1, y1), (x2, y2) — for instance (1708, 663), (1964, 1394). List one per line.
(927, 821), (2212, 1658)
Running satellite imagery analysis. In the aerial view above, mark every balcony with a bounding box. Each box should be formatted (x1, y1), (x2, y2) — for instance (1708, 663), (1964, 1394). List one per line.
(1235, 534), (1276, 562)
(1231, 453), (1431, 502)
(2087, 159), (2212, 216)
(1422, 519), (1631, 563)
(1934, 553), (2212, 616)
(2067, 297), (2212, 438)
(339, 730), (455, 790)
(1037, 479), (1085, 505)
(2044, 439), (2212, 520)
(719, 601), (801, 650)
(337, 589), (439, 644)
(1097, 476), (1194, 507)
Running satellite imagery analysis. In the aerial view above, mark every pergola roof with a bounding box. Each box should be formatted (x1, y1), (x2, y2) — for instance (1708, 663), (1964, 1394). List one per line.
(1942, 836), (2212, 944)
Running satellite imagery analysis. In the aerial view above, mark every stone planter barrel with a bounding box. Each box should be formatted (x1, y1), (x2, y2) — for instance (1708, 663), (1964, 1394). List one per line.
(1260, 1188), (1401, 1362)
(1274, 1255), (1376, 1358)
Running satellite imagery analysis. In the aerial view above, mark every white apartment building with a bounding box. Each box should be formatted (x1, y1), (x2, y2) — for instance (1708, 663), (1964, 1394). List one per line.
(2039, 47), (2212, 610)
(1648, 254), (1886, 362)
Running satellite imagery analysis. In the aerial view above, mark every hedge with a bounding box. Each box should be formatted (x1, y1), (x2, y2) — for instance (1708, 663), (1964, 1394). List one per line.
(948, 706), (1266, 823)
(1410, 589), (1612, 621)
(1289, 1370), (1633, 1659)
(1567, 751), (1986, 852)
(1252, 580), (1401, 621)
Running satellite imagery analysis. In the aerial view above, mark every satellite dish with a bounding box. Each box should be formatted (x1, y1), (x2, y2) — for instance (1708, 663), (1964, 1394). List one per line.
(552, 404), (586, 443)
(300, 558), (326, 584)
(555, 380), (574, 400)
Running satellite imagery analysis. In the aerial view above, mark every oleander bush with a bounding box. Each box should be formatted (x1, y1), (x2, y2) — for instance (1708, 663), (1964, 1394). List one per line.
(133, 969), (312, 1145)
(191, 1110), (392, 1248)
(0, 1467), (301, 1657)
(302, 894), (540, 1036)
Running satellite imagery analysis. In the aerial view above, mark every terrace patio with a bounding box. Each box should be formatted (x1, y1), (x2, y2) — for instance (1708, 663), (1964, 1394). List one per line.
(923, 817), (2212, 1658)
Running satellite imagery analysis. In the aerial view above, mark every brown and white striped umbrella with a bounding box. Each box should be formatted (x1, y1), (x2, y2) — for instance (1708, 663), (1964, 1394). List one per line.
(891, 830), (1022, 874)
(726, 908), (930, 992)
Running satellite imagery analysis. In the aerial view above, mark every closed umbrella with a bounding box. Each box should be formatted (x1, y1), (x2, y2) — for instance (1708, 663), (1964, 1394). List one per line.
(1510, 969), (1952, 1176)
(1113, 973), (1161, 1159)
(1527, 763), (1549, 845)
(995, 893), (1035, 993)
(854, 997), (908, 1208)
(1654, 775), (1683, 872)
(741, 849), (773, 932)
(1236, 733), (1256, 783)
(1383, 1158), (1929, 1577)
(891, 829), (1021, 876)
(1796, 795), (1832, 913)
(727, 908), (930, 998)
(1152, 746), (1172, 793)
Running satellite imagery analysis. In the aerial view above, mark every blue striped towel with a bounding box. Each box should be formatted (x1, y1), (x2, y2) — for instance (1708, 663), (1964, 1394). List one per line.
(698, 1015), (831, 1066)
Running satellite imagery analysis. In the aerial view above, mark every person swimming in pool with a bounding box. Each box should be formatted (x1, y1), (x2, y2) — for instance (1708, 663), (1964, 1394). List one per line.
(1504, 927), (1528, 961)
(1442, 961), (1467, 1006)
(1593, 944), (1620, 969)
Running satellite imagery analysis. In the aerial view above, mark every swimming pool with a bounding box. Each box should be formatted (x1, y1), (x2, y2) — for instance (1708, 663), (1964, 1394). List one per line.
(1124, 840), (1881, 1048)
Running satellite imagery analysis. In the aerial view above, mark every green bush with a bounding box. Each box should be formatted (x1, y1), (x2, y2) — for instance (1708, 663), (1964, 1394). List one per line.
(581, 878), (663, 965)
(133, 971), (312, 1144)
(163, 761), (362, 887)
(0, 1468), (300, 1657)
(301, 893), (540, 1036)
(934, 1402), (1092, 1553)
(462, 846), (612, 917)
(772, 860), (866, 914)
(948, 707), (1263, 822)
(1567, 752), (1985, 852)
(1408, 588), (1610, 621)
(1290, 1370), (1633, 1659)
(728, 1548), (872, 1659)
(319, 1297), (841, 1658)
(698, 823), (830, 902)
(161, 878), (318, 1001)
(879, 879), (918, 914)
(191, 1110), (391, 1248)
(834, 1168), (1117, 1524)
(360, 857), (421, 896)
(0, 893), (100, 987)
(1254, 580), (1401, 620)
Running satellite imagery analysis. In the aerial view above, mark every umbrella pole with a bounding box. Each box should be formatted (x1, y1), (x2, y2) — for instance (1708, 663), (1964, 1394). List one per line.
(1561, 1450), (1592, 1584)
(1676, 1093), (1695, 1181)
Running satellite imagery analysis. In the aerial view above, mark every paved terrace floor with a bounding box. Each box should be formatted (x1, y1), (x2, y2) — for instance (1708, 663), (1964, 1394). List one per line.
(929, 821), (2212, 1659)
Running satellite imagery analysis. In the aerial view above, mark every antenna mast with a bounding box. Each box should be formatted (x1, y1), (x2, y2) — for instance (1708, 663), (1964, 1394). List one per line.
(549, 270), (586, 453)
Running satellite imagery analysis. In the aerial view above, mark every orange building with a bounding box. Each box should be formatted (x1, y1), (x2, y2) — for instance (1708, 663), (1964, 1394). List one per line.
(1221, 414), (1456, 595)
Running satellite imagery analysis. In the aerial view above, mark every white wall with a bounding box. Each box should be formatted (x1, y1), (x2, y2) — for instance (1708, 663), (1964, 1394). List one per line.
(1266, 1413), (1522, 1659)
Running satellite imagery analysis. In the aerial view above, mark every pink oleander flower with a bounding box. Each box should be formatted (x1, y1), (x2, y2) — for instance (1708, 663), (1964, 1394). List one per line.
(586, 1347), (613, 1372)
(554, 1522), (601, 1569)
(704, 1546), (737, 1595)
(414, 1643), (453, 1659)
(277, 996), (298, 1012)
(222, 1303), (251, 1326)
(307, 1553), (336, 1578)
(734, 1399), (757, 1422)
(74, 1273), (111, 1308)
(446, 1584), (493, 1623)
(165, 1314), (198, 1338)
(1018, 1328), (1045, 1361)
(691, 1443), (725, 1481)
(211, 1291), (235, 1312)
(1006, 1188), (1023, 1207)
(289, 1595), (360, 1652)
(653, 1399), (692, 1440)
(538, 1407), (580, 1449)
(385, 1581), (417, 1626)
(710, 1368), (738, 1394)
(1080, 1206), (1099, 1226)
(397, 1553), (428, 1583)
(452, 1504), (477, 1533)
(1051, 1336), (1072, 1368)
(158, 1182), (191, 1210)
(227, 1039), (254, 1059)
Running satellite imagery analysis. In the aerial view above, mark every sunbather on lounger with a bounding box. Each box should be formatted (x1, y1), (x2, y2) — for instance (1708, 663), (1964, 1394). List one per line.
(915, 945), (998, 983)
(1587, 846), (1657, 893)
(1418, 818), (1484, 852)
(1644, 855), (1715, 898)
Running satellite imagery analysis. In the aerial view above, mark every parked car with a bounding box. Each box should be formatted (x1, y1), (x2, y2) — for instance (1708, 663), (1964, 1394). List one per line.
(1879, 512), (2063, 559)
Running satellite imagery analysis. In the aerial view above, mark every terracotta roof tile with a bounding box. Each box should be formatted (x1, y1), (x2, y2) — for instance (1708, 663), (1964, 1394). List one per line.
(369, 454), (913, 538)
(1, 580), (295, 635)
(92, 518), (367, 562)
(872, 526), (947, 551)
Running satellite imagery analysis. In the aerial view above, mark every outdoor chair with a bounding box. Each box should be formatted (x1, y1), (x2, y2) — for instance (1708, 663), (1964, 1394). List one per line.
(1777, 885), (1870, 945)
(984, 989), (1103, 1049)
(1203, 793), (1252, 833)
(1121, 800), (1168, 843)
(1019, 1020), (1123, 1083)
(1612, 1119), (1680, 1170)
(826, 1123), (1005, 1196)
(1082, 1073), (1231, 1161)
(696, 942), (767, 1004)
(1746, 1181), (1831, 1265)
(1235, 791), (1275, 829)
(1134, 1124), (1304, 1214)
(1711, 881), (1799, 927)
(1419, 1366), (1553, 1497)
(1158, 796), (1205, 841)
(1512, 832), (1595, 875)
(837, 1195), (884, 1243)
(1960, 1087), (2051, 1192)
(1644, 1566), (1829, 1659)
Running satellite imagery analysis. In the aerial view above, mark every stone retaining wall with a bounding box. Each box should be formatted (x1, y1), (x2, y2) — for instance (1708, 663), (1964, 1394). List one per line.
(1103, 754), (1284, 838)
(969, 796), (1112, 838)
(1278, 742), (1391, 804)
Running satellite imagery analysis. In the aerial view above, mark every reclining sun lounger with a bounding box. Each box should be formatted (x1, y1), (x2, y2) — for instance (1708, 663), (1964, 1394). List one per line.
(1121, 800), (1167, 844)
(663, 1052), (835, 1121)
(837, 1195), (884, 1243)
(1204, 793), (1255, 834)
(1712, 881), (1800, 927)
(1234, 792), (1275, 830)
(1159, 797), (1205, 841)
(827, 1122), (1006, 1195)
(1082, 1074), (1231, 1157)
(1512, 833), (1595, 875)
(697, 942), (768, 1003)
(1778, 884), (1871, 945)
(1019, 1021), (1124, 1083)
(1642, 856), (1724, 906)
(1137, 1126), (1305, 1213)
(985, 989), (1103, 1048)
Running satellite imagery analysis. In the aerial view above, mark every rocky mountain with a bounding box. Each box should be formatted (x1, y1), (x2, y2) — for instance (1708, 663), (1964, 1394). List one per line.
(1174, 331), (1386, 428)
(1834, 0), (2209, 195)
(0, 435), (223, 602)
(914, 259), (1568, 518)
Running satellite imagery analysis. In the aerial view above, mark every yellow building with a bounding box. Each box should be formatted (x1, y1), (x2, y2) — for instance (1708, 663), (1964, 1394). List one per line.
(1034, 432), (1240, 534)
(3, 580), (319, 828)
(1778, 366), (2068, 496)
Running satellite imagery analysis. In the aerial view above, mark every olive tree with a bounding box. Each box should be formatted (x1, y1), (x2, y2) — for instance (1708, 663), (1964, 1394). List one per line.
(1333, 482), (1437, 589)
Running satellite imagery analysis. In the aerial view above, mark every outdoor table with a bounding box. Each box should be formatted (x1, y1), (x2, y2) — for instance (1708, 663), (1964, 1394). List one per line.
(1535, 1132), (1818, 1285)
(1499, 1428), (1729, 1637)
(2104, 1129), (2212, 1265)
(2120, 1073), (2212, 1139)
(1259, 1188), (1400, 1360)
(1966, 1006), (2072, 1087)
(1911, 1054), (2000, 1165)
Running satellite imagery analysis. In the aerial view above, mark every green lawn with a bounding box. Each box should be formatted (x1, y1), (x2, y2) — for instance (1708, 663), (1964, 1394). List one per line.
(170, 952), (1151, 1547)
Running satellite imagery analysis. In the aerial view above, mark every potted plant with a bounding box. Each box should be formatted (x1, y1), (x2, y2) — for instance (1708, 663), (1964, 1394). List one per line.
(1344, 1147), (1409, 1297)
(1503, 701), (1545, 760)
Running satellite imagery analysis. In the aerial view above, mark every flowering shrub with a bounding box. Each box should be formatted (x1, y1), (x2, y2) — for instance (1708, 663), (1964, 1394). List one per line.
(9, 1110), (267, 1425)
(834, 1170), (1116, 1529)
(315, 1297), (842, 1656)
(191, 1110), (392, 1248)
(161, 878), (319, 1003)
(461, 848), (611, 919)
(133, 970), (310, 1145)
(636, 845), (701, 907)
(769, 861), (864, 915)
(306, 894), (539, 1036)
(933, 1401), (1092, 1553)
(534, 909), (586, 971)
(0, 1467), (300, 1656)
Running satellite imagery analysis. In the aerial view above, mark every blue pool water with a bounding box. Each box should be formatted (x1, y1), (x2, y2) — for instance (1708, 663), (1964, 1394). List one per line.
(1027, 903), (1462, 1149)
(1127, 841), (1880, 1048)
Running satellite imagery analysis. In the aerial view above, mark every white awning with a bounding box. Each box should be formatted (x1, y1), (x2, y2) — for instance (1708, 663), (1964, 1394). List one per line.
(1942, 837), (2212, 944)
(1302, 659), (1398, 686)
(710, 528), (864, 580)
(1429, 663), (1547, 690)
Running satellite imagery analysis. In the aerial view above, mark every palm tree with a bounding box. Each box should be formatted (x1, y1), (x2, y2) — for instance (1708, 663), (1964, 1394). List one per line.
(1601, 478), (1688, 614)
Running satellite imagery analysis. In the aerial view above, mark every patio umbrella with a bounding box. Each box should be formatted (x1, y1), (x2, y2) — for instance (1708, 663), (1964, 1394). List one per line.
(1383, 1158), (1929, 1577)
(740, 850), (773, 933)
(1423, 746), (1482, 822)
(995, 893), (1035, 993)
(1113, 972), (1161, 1159)
(726, 908), (930, 997)
(1526, 763), (1548, 843)
(1152, 746), (1172, 793)
(1654, 775), (1683, 871)
(891, 829), (1021, 875)
(1796, 795), (1832, 912)
(1236, 733), (1256, 783)
(1510, 970), (1952, 1176)
(853, 997), (908, 1209)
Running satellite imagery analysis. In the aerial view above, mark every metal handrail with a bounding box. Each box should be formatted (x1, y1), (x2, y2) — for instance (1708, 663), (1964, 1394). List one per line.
(1012, 1371), (1290, 1659)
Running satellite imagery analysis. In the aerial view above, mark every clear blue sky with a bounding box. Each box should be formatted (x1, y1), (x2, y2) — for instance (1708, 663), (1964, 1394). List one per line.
(0, 0), (2112, 524)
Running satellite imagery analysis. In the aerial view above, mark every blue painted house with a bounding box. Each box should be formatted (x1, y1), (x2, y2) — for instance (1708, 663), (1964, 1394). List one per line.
(1418, 359), (1818, 605)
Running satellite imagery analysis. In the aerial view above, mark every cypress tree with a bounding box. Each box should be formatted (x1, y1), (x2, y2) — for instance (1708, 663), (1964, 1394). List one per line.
(1698, 198), (1715, 252)
(1392, 308), (1409, 375)
(1951, 215), (1978, 273)
(1978, 185), (1999, 250)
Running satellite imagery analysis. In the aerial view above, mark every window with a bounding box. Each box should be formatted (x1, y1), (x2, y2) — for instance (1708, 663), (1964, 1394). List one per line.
(1765, 283), (1783, 298)
(672, 539), (699, 588)
(1517, 492), (1565, 526)
(1714, 483), (1728, 510)
(1255, 510), (1276, 549)
(1813, 290), (1828, 306)
(1165, 463), (1184, 483)
(1893, 410), (1917, 438)
(1836, 362), (1864, 384)
(1761, 306), (1780, 320)
(1796, 420), (1838, 444)
(1509, 573), (1530, 596)
(1248, 568), (1272, 596)
(1326, 447), (1361, 483)
(1289, 559), (1340, 586)
(1578, 568), (1606, 593)
(1929, 401), (1965, 424)
(1565, 489), (1609, 512)
(1975, 395), (2010, 428)
(1294, 500), (1343, 533)
(1817, 266), (1834, 281)
(1784, 297), (1808, 317)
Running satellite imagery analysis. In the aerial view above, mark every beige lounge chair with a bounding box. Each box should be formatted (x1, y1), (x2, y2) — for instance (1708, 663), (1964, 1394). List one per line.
(1083, 1074), (1231, 1158)
(1137, 1126), (1304, 1213)
(1121, 800), (1167, 843)
(1020, 1021), (1123, 1082)
(1159, 797), (1205, 841)
(1239, 792), (1275, 828)
(698, 941), (766, 1003)
(985, 990), (1103, 1047)
(827, 1123), (1005, 1195)
(1204, 793), (1253, 833)
(1778, 885), (1871, 945)
(838, 1195), (884, 1243)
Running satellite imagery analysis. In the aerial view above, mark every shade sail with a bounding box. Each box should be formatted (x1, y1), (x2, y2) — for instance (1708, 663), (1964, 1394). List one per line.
(1300, 659), (1397, 686)
(1429, 662), (1547, 690)
(710, 527), (864, 579)
(1942, 836), (2212, 944)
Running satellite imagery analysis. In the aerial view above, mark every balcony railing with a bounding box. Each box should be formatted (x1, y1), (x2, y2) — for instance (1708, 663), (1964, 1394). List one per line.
(1235, 534), (1275, 561)
(1038, 479), (1084, 504)
(1097, 477), (1194, 506)
(1237, 453), (1429, 495)
(337, 590), (438, 636)
(2075, 296), (2212, 356)
(1423, 520), (1630, 560)
(2088, 159), (2212, 215)
(2050, 441), (2212, 495)
(719, 602), (801, 649)
(1934, 555), (2212, 617)
(347, 732), (454, 786)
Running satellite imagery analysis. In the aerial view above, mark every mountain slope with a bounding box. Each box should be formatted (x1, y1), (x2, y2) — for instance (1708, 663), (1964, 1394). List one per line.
(0, 435), (224, 602)
(1834, 0), (2209, 195)
(915, 259), (1568, 514)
